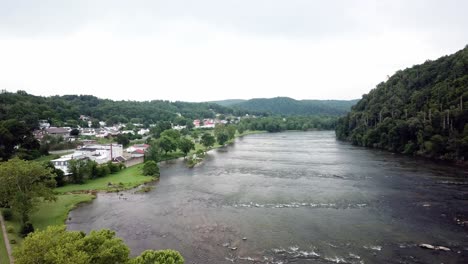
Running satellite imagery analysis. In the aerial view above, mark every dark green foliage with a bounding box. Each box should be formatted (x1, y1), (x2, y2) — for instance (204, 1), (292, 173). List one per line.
(45, 161), (66, 186)
(116, 134), (131, 147)
(200, 133), (215, 150)
(231, 97), (358, 116)
(216, 132), (229, 145)
(142, 161), (160, 176)
(107, 161), (121, 174)
(68, 159), (89, 184)
(20, 222), (34, 237)
(130, 249), (184, 264)
(178, 137), (195, 157)
(0, 119), (41, 161)
(336, 46), (468, 161)
(239, 116), (337, 132)
(0, 92), (253, 127)
(2, 209), (12, 221)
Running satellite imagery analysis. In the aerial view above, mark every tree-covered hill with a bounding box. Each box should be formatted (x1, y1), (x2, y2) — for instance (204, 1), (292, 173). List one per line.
(207, 99), (247, 106)
(228, 97), (358, 116)
(336, 45), (468, 161)
(0, 92), (262, 128)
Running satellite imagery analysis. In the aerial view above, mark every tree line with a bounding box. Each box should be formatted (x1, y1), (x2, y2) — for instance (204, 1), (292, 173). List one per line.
(0, 91), (262, 129)
(336, 45), (468, 161)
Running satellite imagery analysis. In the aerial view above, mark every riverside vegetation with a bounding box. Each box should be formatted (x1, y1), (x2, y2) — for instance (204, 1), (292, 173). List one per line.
(336, 45), (468, 162)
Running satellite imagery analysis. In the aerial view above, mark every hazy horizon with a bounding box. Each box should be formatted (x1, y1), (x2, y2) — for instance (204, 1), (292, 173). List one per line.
(1, 0), (467, 102)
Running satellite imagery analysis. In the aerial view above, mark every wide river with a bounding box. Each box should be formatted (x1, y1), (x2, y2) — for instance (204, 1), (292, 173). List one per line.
(68, 131), (468, 263)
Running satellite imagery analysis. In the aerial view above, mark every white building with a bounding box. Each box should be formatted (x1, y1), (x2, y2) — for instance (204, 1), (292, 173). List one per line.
(75, 144), (124, 164)
(51, 153), (88, 175)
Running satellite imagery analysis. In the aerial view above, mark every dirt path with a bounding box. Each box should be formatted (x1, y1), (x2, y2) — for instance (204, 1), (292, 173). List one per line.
(0, 214), (13, 264)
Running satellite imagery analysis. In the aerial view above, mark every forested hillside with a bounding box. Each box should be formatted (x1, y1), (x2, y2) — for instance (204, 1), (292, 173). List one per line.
(336, 46), (468, 161)
(208, 99), (246, 106)
(0, 92), (261, 128)
(230, 97), (358, 116)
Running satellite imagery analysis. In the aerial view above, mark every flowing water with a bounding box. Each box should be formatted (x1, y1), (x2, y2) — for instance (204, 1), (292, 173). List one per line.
(67, 131), (468, 263)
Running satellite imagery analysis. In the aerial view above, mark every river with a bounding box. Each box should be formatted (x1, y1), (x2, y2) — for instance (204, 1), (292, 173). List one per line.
(67, 131), (468, 263)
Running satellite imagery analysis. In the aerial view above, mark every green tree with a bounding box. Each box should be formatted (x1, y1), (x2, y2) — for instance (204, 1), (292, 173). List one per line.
(0, 158), (56, 225)
(130, 250), (184, 264)
(160, 129), (181, 142)
(13, 226), (130, 264)
(145, 143), (161, 162)
(116, 134), (131, 147)
(226, 125), (237, 140)
(142, 161), (160, 176)
(191, 130), (200, 142)
(200, 133), (215, 151)
(158, 136), (177, 154)
(178, 138), (195, 157)
(216, 132), (229, 146)
(68, 159), (89, 184)
(237, 124), (245, 135)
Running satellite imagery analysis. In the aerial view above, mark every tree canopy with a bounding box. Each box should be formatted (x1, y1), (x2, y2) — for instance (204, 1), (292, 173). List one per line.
(336, 45), (468, 161)
(13, 226), (185, 264)
(0, 158), (56, 225)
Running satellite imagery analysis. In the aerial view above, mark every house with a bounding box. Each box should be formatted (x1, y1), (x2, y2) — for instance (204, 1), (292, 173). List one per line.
(137, 128), (150, 135)
(46, 127), (70, 137)
(126, 144), (149, 153)
(129, 149), (145, 158)
(38, 120), (50, 129)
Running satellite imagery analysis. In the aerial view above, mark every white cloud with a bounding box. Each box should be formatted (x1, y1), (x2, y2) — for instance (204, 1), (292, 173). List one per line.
(0, 1), (467, 102)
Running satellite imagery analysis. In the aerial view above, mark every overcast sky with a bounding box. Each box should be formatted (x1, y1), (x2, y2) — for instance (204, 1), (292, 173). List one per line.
(0, 0), (467, 102)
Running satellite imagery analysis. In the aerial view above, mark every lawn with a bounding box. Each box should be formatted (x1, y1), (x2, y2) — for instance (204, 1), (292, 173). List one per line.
(56, 163), (154, 193)
(0, 221), (9, 264)
(3, 193), (94, 250)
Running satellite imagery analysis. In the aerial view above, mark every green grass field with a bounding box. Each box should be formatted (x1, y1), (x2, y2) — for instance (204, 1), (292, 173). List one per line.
(56, 163), (154, 193)
(3, 194), (94, 249)
(0, 221), (9, 264)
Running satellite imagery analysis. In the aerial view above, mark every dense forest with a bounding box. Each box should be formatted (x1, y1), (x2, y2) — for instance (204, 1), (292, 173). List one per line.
(226, 97), (358, 116)
(336, 45), (468, 161)
(0, 92), (263, 129)
(239, 116), (337, 132)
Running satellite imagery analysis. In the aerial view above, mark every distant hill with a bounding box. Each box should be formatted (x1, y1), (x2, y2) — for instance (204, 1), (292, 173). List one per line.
(224, 97), (358, 116)
(208, 99), (246, 106)
(336, 45), (468, 161)
(0, 92), (259, 128)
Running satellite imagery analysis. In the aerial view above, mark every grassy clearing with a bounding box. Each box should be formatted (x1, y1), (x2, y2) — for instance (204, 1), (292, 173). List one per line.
(56, 164), (154, 193)
(0, 220), (9, 264)
(3, 193), (94, 249)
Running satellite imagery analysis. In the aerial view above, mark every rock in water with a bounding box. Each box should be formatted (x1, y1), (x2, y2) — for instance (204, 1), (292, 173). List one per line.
(436, 246), (451, 251)
(419, 244), (435, 250)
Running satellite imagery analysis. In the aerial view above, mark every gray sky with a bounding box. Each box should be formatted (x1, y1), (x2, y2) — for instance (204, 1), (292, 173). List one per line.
(0, 0), (467, 102)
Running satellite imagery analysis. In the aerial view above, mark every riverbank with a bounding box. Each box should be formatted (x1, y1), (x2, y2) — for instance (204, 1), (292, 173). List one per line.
(56, 163), (155, 193)
(1, 130), (265, 259)
(2, 194), (95, 253)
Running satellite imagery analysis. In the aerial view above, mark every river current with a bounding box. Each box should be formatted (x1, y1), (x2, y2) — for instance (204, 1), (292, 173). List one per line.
(68, 131), (468, 263)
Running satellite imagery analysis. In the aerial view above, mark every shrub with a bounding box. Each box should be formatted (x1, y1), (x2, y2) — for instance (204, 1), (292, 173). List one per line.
(2, 209), (13, 221)
(142, 161), (160, 176)
(10, 239), (16, 244)
(20, 222), (34, 237)
(7, 226), (14, 233)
